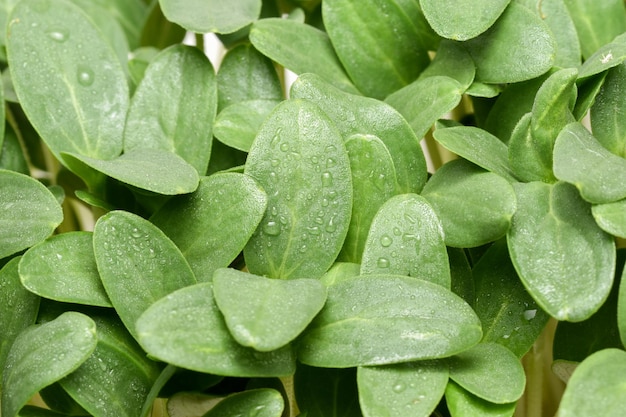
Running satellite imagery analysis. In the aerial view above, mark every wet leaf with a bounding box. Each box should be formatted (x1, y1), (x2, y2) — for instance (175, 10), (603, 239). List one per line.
(201, 389), (284, 417)
(159, 0), (261, 34)
(445, 381), (516, 417)
(592, 199), (626, 238)
(214, 99), (281, 152)
(591, 62), (626, 158)
(420, 39), (475, 89)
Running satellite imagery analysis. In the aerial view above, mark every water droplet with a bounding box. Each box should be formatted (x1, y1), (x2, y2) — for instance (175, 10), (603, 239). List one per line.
(310, 156), (319, 164)
(148, 248), (156, 258)
(374, 173), (386, 190)
(377, 257), (390, 268)
(392, 382), (406, 393)
(315, 217), (324, 225)
(393, 227), (401, 236)
(280, 143), (289, 152)
(270, 206), (278, 216)
(326, 217), (336, 233)
(299, 245), (307, 253)
(308, 226), (320, 235)
(77, 65), (95, 86)
(326, 158), (336, 167)
(523, 309), (537, 321)
(269, 172), (278, 182)
(322, 198), (329, 207)
(271, 159), (280, 167)
(46, 27), (69, 42)
(263, 221), (281, 236)
(380, 235), (393, 247)
(56, 253), (63, 260)
(321, 172), (333, 187)
(325, 145), (337, 153)
(131, 228), (142, 238)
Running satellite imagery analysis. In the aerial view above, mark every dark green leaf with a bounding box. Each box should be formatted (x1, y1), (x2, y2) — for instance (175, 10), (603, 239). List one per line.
(507, 181), (615, 321)
(0, 169), (63, 259)
(360, 194), (450, 289)
(294, 365), (361, 417)
(297, 275), (482, 367)
(214, 99), (281, 152)
(591, 62), (626, 157)
(578, 33), (626, 79)
(0, 124), (29, 174)
(445, 381), (516, 417)
(136, 282), (296, 377)
(159, 0), (261, 34)
(140, 1), (186, 49)
(419, 39), (475, 90)
(89, 0), (147, 49)
(508, 113), (555, 182)
(201, 389), (284, 417)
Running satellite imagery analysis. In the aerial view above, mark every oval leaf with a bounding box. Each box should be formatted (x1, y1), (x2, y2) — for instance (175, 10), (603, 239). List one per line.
(357, 361), (449, 417)
(214, 99), (281, 152)
(565, 0), (626, 59)
(297, 275), (482, 367)
(159, 0), (261, 34)
(592, 199), (626, 238)
(6, 0), (128, 161)
(360, 194), (450, 289)
(136, 282), (296, 377)
(202, 389), (284, 417)
(244, 99), (352, 280)
(1, 312), (97, 417)
(151, 173), (267, 282)
(213, 268), (327, 352)
(18, 232), (111, 307)
(0, 169), (63, 259)
(124, 44), (217, 175)
(507, 181), (615, 321)
(591, 62), (626, 157)
(93, 210), (197, 339)
(445, 380), (517, 417)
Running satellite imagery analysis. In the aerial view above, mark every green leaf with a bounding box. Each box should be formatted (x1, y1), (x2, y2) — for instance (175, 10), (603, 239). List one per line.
(1, 312), (97, 417)
(420, 39), (476, 90)
(0, 169), (63, 259)
(433, 126), (517, 182)
(291, 73), (427, 194)
(620, 262), (626, 347)
(62, 149), (199, 196)
(421, 159), (517, 248)
(420, 0), (510, 41)
(6, 0), (128, 162)
(140, 1), (186, 50)
(448, 247), (475, 306)
(250, 19), (359, 94)
(89, 0), (147, 49)
(216, 43), (282, 112)
(17, 406), (71, 417)
(591, 62), (626, 158)
(592, 199), (626, 238)
(360, 194), (450, 289)
(297, 275), (482, 367)
(59, 315), (161, 417)
(320, 262), (361, 287)
(214, 99), (281, 152)
(448, 343), (525, 404)
(322, 0), (430, 98)
(0, 258), (40, 380)
(18, 232), (111, 307)
(151, 173), (267, 283)
(463, 2), (556, 83)
(564, 0), (626, 59)
(554, 122), (626, 204)
(243, 99), (352, 280)
(385, 76), (464, 139)
(0, 124), (29, 174)
(339, 134), (399, 263)
(574, 72), (608, 120)
(201, 389), (284, 417)
(93, 210), (197, 340)
(128, 47), (159, 86)
(557, 349), (626, 417)
(294, 365), (361, 417)
(159, 0), (261, 34)
(472, 240), (549, 358)
(508, 113), (555, 182)
(357, 361), (449, 417)
(124, 44), (217, 175)
(578, 33), (626, 79)
(136, 282), (296, 377)
(445, 381), (516, 417)
(212, 268), (326, 352)
(507, 181), (615, 321)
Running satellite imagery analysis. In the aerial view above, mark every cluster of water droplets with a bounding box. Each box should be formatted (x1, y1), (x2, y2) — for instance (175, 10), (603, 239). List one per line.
(42, 24), (95, 88)
(375, 212), (422, 270)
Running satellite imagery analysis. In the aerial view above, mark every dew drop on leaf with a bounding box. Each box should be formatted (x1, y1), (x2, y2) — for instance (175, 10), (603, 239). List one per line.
(326, 217), (336, 233)
(523, 309), (537, 321)
(263, 221), (281, 236)
(392, 382), (406, 393)
(280, 143), (289, 152)
(377, 257), (390, 268)
(321, 172), (333, 187)
(46, 27), (69, 42)
(380, 235), (393, 247)
(77, 65), (95, 87)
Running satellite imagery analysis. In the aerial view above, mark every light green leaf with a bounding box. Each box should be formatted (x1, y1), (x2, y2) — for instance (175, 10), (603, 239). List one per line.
(433, 126), (517, 182)
(297, 275), (482, 367)
(574, 72), (608, 120)
(291, 73), (427, 194)
(445, 381), (516, 417)
(507, 181), (615, 321)
(159, 0), (261, 34)
(214, 99), (281, 152)
(62, 149), (199, 196)
(216, 43), (282, 112)
(420, 0), (510, 41)
(124, 44), (217, 175)
(420, 39), (475, 89)
(578, 33), (626, 79)
(201, 389), (284, 417)
(128, 47), (159, 86)
(0, 258), (40, 381)
(472, 240), (549, 358)
(554, 122), (626, 204)
(508, 113), (555, 182)
(421, 159), (517, 248)
(136, 282), (296, 377)
(0, 169), (63, 259)
(593, 199), (626, 238)
(59, 315), (161, 417)
(320, 262), (361, 287)
(244, 99), (352, 280)
(564, 0), (626, 59)
(619, 263), (626, 347)
(151, 173), (267, 283)
(1, 312), (97, 417)
(557, 349), (626, 417)
(385, 76), (464, 139)
(18, 232), (111, 307)
(250, 19), (359, 94)
(322, 0), (430, 99)
(448, 342), (525, 404)
(339, 134), (399, 263)
(463, 2), (556, 83)
(591, 62), (626, 158)
(6, 0), (128, 162)
(212, 268), (326, 352)
(294, 365), (361, 417)
(93, 210), (197, 340)
(357, 361), (449, 417)
(360, 194), (450, 289)
(89, 0), (146, 49)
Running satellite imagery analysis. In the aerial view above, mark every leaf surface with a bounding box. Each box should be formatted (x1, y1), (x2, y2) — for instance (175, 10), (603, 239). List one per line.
(201, 389), (284, 417)
(159, 0), (261, 33)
